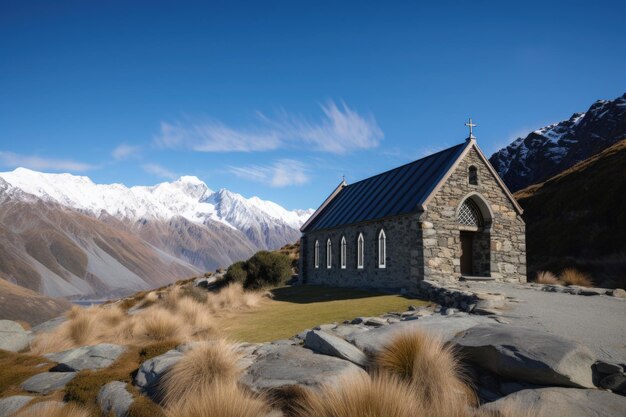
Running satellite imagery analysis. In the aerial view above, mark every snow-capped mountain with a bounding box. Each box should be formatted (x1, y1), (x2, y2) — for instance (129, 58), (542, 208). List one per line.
(0, 170), (313, 298)
(490, 93), (626, 192)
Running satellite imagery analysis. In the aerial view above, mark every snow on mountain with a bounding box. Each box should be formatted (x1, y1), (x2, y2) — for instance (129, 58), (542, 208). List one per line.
(0, 168), (313, 234)
(490, 93), (626, 192)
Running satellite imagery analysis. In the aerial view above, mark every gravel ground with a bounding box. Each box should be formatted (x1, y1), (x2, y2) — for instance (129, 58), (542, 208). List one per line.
(465, 282), (626, 363)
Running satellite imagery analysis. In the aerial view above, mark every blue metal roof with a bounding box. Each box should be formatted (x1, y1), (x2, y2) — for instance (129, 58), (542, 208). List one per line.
(302, 141), (469, 232)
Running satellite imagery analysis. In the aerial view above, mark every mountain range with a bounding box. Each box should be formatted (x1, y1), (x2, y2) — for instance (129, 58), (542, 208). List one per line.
(490, 93), (626, 192)
(0, 169), (312, 298)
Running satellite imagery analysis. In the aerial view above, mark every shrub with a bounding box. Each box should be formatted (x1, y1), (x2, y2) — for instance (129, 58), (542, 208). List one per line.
(164, 383), (271, 417)
(559, 268), (593, 287)
(160, 340), (242, 405)
(374, 330), (474, 412)
(534, 271), (560, 285)
(224, 261), (248, 284)
(244, 251), (292, 289)
(293, 372), (425, 417)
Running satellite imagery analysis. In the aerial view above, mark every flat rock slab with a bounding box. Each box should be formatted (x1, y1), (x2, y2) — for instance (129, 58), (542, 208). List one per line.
(134, 349), (183, 400)
(30, 317), (66, 335)
(98, 381), (134, 417)
(241, 344), (365, 391)
(304, 330), (367, 367)
(453, 324), (596, 388)
(20, 372), (77, 394)
(346, 314), (490, 354)
(0, 320), (29, 352)
(45, 343), (126, 372)
(482, 387), (626, 417)
(0, 396), (33, 417)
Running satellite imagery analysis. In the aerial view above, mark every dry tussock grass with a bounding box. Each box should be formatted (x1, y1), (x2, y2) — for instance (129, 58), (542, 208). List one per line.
(375, 330), (475, 412)
(559, 268), (593, 287)
(160, 340), (243, 405)
(164, 383), (272, 417)
(31, 283), (267, 354)
(13, 403), (90, 417)
(534, 271), (560, 285)
(293, 372), (426, 417)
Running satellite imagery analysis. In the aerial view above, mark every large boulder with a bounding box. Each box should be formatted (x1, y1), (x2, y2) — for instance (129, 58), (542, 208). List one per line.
(45, 344), (126, 372)
(134, 349), (183, 400)
(0, 320), (29, 352)
(0, 396), (33, 417)
(241, 344), (365, 391)
(304, 330), (367, 367)
(482, 387), (626, 417)
(20, 372), (77, 394)
(98, 381), (134, 417)
(346, 314), (489, 354)
(453, 324), (596, 388)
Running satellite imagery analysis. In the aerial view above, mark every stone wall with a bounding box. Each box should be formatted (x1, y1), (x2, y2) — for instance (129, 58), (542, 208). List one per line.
(422, 145), (526, 283)
(300, 214), (422, 292)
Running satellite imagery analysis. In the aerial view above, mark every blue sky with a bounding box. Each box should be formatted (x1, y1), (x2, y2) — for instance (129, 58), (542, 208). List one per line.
(1, 0), (624, 210)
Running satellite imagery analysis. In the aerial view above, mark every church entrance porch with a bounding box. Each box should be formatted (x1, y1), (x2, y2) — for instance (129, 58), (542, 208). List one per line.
(457, 194), (492, 278)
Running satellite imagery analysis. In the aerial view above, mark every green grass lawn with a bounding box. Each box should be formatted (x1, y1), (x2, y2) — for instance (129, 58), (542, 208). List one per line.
(217, 285), (429, 343)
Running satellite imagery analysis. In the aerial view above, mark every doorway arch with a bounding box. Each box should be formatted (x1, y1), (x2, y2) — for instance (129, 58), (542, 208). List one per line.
(456, 193), (492, 277)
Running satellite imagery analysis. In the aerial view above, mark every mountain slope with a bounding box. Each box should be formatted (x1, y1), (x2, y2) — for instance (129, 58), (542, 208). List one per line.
(0, 279), (71, 326)
(491, 93), (626, 192)
(515, 139), (626, 287)
(0, 171), (312, 298)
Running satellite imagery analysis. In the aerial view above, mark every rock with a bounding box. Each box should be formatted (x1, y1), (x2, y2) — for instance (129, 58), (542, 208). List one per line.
(364, 317), (387, 327)
(20, 372), (77, 394)
(329, 324), (369, 340)
(304, 330), (367, 367)
(610, 288), (626, 298)
(474, 293), (506, 309)
(134, 349), (183, 399)
(98, 381), (134, 417)
(443, 308), (456, 316)
(30, 316), (66, 335)
(453, 324), (596, 388)
(599, 373), (626, 394)
(594, 360), (623, 375)
(45, 344), (126, 372)
(346, 314), (489, 354)
(0, 320), (29, 352)
(241, 344), (365, 391)
(482, 387), (626, 417)
(0, 396), (33, 417)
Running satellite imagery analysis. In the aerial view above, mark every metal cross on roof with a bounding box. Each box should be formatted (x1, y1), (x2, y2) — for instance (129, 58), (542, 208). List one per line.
(465, 117), (477, 139)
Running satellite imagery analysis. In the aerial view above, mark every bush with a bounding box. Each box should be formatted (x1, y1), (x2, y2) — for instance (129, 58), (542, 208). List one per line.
(225, 261), (248, 285)
(534, 271), (560, 285)
(559, 268), (593, 287)
(244, 251), (293, 289)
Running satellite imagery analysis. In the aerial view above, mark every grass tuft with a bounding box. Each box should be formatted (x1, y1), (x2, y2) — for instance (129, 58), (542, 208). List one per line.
(13, 403), (90, 417)
(164, 383), (272, 417)
(534, 271), (560, 285)
(293, 372), (425, 417)
(374, 330), (475, 412)
(559, 268), (593, 287)
(160, 340), (242, 405)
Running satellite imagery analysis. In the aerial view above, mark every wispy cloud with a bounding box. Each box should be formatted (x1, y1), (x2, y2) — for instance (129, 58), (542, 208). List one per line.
(142, 163), (177, 180)
(229, 159), (309, 187)
(112, 144), (141, 160)
(155, 101), (383, 154)
(0, 151), (97, 172)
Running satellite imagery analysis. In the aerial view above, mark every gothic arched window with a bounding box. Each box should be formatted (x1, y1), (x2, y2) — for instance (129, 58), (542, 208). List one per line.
(357, 233), (364, 269)
(314, 240), (319, 268)
(468, 166), (478, 185)
(326, 239), (332, 269)
(458, 199), (483, 227)
(340, 236), (347, 269)
(378, 229), (387, 268)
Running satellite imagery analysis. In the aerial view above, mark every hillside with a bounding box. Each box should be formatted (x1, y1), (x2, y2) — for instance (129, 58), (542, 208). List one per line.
(0, 170), (312, 298)
(491, 93), (626, 192)
(515, 139), (626, 287)
(0, 279), (71, 325)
